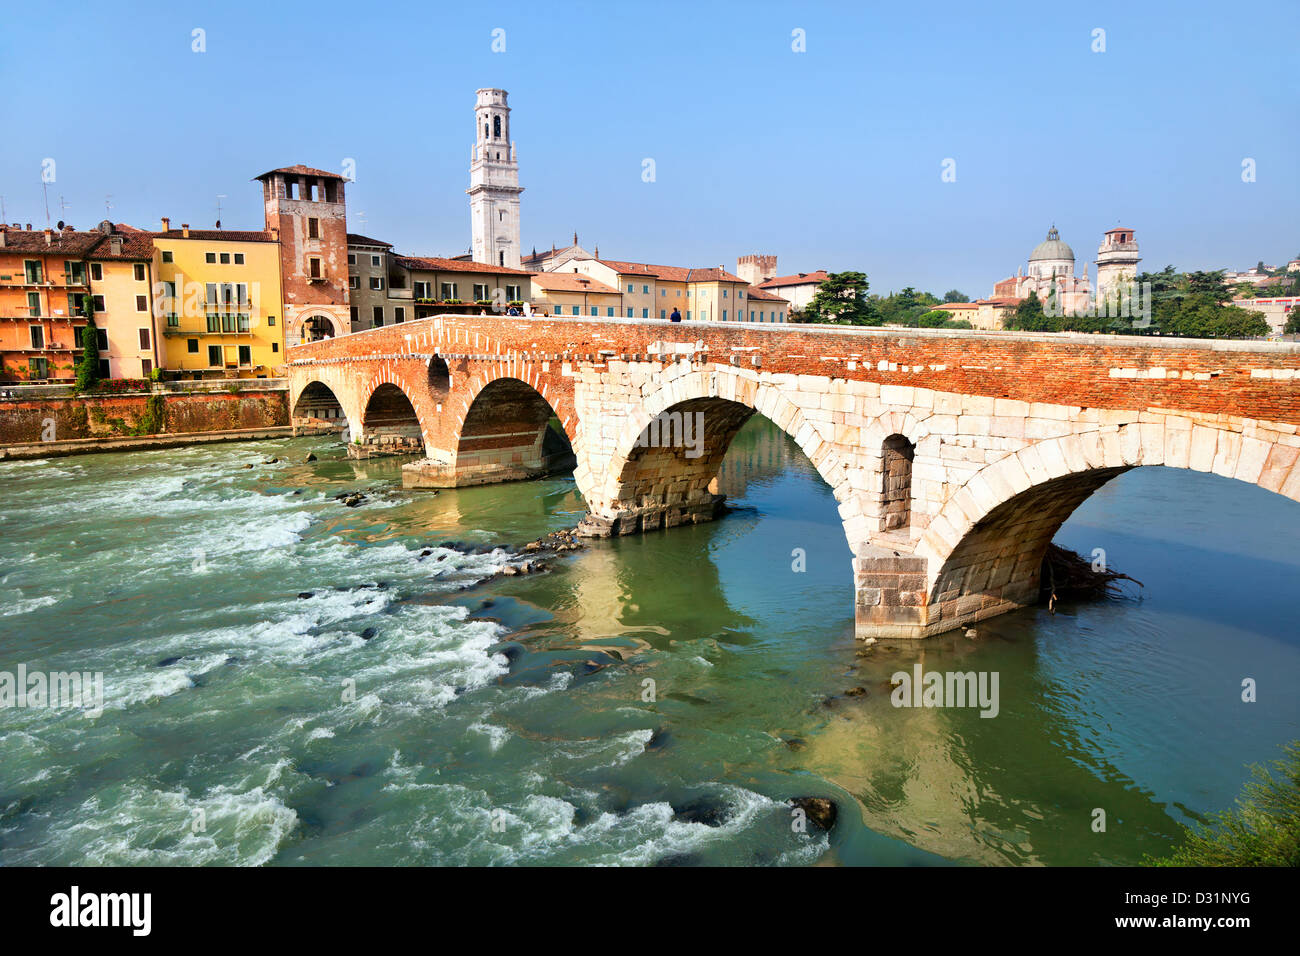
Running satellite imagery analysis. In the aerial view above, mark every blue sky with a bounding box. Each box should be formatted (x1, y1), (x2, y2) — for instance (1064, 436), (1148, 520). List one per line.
(1, 0), (1295, 296)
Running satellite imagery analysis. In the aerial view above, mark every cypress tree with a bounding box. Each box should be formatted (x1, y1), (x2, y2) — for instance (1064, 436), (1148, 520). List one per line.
(75, 295), (100, 392)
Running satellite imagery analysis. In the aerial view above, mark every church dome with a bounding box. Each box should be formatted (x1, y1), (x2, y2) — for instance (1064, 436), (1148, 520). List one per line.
(1029, 227), (1074, 262)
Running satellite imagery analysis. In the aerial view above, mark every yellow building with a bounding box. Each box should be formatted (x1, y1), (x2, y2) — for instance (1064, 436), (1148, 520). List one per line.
(529, 272), (622, 317)
(152, 223), (285, 378)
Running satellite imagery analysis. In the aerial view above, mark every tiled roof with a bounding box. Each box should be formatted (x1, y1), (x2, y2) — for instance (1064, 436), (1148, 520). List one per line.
(744, 286), (789, 303)
(531, 272), (620, 294)
(756, 270), (829, 289)
(255, 165), (346, 181)
(88, 232), (155, 260)
(596, 259), (747, 283)
(0, 228), (103, 255)
(395, 255), (533, 276)
(347, 233), (392, 248)
(155, 229), (274, 242)
(934, 301), (978, 310)
(975, 296), (1022, 306)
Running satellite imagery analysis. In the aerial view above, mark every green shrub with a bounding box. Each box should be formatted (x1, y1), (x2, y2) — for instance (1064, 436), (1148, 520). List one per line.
(1147, 740), (1300, 866)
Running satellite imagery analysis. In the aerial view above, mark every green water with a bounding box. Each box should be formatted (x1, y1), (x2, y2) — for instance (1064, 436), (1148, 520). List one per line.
(1, 418), (1298, 865)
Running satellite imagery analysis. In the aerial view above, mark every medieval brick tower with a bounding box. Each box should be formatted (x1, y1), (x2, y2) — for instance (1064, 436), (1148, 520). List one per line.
(256, 165), (352, 345)
(468, 89), (523, 270)
(736, 254), (778, 285)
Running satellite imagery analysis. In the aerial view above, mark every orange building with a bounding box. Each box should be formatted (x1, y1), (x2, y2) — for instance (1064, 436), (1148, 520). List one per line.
(0, 225), (99, 382)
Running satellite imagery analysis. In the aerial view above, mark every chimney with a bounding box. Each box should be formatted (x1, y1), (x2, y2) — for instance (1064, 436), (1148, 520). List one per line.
(110, 237), (123, 255)
(181, 223), (190, 238)
(0, 224), (6, 248)
(44, 228), (53, 245)
(270, 226), (280, 242)
(161, 217), (170, 232)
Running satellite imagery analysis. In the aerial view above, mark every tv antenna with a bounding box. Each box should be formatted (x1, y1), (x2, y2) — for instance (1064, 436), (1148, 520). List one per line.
(104, 195), (113, 216)
(216, 194), (227, 227)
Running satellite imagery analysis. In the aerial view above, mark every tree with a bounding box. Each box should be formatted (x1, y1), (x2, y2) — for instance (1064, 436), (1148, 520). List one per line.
(74, 295), (101, 392)
(942, 289), (970, 303)
(1006, 291), (1060, 332)
(800, 271), (877, 325)
(1148, 740), (1300, 866)
(1285, 309), (1300, 335)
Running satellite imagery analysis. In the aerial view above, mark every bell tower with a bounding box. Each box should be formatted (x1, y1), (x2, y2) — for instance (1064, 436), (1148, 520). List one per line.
(468, 88), (523, 269)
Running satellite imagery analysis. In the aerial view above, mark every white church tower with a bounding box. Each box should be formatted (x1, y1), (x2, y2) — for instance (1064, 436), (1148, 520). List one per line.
(468, 88), (523, 269)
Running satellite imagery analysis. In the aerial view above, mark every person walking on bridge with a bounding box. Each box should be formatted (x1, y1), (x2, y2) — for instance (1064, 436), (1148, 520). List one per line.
(670, 307), (682, 323)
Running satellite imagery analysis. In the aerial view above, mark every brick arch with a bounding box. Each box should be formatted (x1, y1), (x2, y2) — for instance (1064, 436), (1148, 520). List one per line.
(357, 365), (436, 449)
(443, 366), (586, 494)
(592, 366), (857, 538)
(916, 419), (1300, 627)
(288, 370), (363, 437)
(452, 363), (578, 448)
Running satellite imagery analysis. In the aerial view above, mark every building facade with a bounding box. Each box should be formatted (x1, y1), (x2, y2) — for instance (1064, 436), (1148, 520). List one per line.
(529, 272), (622, 317)
(1094, 227), (1141, 304)
(256, 166), (351, 345)
(754, 270), (829, 313)
(468, 88), (523, 270)
(347, 234), (405, 330)
(153, 224), (284, 378)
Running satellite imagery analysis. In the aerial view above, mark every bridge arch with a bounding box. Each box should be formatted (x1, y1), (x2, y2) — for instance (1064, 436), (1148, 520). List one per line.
(590, 366), (856, 536)
(440, 371), (579, 489)
(353, 369), (434, 455)
(914, 420), (1300, 634)
(289, 373), (363, 439)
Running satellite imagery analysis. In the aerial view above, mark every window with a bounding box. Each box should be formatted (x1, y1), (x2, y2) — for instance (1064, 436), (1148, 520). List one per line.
(307, 218), (319, 240)
(395, 307), (405, 323)
(660, 289), (666, 296)
(267, 315), (275, 326)
(141, 358), (152, 377)
(220, 253), (230, 265)
(349, 276), (360, 290)
(627, 284), (634, 293)
(493, 115), (501, 138)
(24, 260), (42, 283)
(93, 295), (105, 312)
(205, 252), (216, 264)
(739, 290), (744, 299)
(722, 310), (727, 321)
(74, 325), (86, 346)
(498, 251), (504, 267)
(309, 257), (321, 279)
(686, 311), (692, 320)
(641, 308), (649, 318)
(505, 284), (521, 301)
(187, 339), (199, 353)
(440, 282), (457, 300)
(162, 251), (174, 263)
(414, 281), (432, 299)
(722, 289), (728, 298)
(606, 307), (614, 317)
(91, 262), (103, 281)
(590, 307), (598, 316)
(238, 345), (251, 366)
(371, 255), (380, 267)
(65, 261), (86, 285)
(373, 306), (384, 325)
(97, 358), (110, 377)
(880, 435), (916, 531)
(370, 276), (383, 291)
(96, 329), (108, 350)
(234, 253), (244, 265)
(642, 285), (649, 294)
(208, 345), (222, 367)
(136, 294), (148, 312)
(138, 328), (150, 349)
(350, 306), (358, 322)
(29, 325), (44, 348)
(272, 343), (279, 353)
(473, 283), (489, 300)
(626, 308), (634, 318)
(28, 357), (48, 379)
(348, 253), (357, 265)
(660, 310), (666, 319)
(27, 292), (41, 316)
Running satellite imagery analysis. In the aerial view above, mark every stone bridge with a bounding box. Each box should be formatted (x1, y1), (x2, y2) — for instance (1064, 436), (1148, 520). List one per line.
(286, 316), (1300, 639)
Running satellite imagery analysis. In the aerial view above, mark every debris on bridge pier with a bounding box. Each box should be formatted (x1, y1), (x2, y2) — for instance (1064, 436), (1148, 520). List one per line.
(1040, 543), (1143, 609)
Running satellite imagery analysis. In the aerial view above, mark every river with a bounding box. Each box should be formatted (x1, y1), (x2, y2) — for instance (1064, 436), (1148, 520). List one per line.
(1, 417), (1297, 865)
